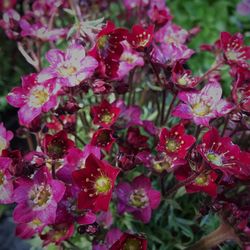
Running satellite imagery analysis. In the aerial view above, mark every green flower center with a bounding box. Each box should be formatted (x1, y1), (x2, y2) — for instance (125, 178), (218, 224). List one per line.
(0, 171), (5, 186)
(123, 238), (141, 250)
(129, 188), (149, 208)
(153, 161), (171, 173)
(94, 176), (111, 194)
(206, 152), (223, 166)
(192, 102), (210, 116)
(166, 139), (179, 152)
(101, 112), (113, 124)
(58, 64), (77, 76)
(195, 175), (209, 186)
(97, 35), (108, 50)
(0, 137), (6, 152)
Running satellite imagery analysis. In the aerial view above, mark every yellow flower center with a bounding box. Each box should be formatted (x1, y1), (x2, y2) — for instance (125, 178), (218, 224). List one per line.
(0, 137), (7, 152)
(29, 184), (52, 208)
(123, 238), (141, 250)
(129, 188), (149, 208)
(101, 112), (113, 124)
(192, 102), (210, 116)
(58, 64), (77, 76)
(94, 176), (111, 194)
(153, 161), (171, 173)
(29, 87), (49, 108)
(121, 53), (136, 64)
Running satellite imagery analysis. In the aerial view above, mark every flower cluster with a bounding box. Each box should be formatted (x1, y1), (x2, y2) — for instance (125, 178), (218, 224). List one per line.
(1, 0), (250, 249)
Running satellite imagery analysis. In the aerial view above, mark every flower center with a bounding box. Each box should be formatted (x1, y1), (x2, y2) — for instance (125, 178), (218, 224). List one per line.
(123, 238), (141, 250)
(29, 184), (52, 209)
(225, 50), (244, 61)
(178, 76), (188, 86)
(166, 139), (179, 152)
(29, 87), (49, 108)
(206, 152), (223, 166)
(94, 176), (111, 194)
(0, 171), (5, 186)
(192, 102), (210, 116)
(129, 188), (149, 208)
(101, 112), (113, 124)
(194, 174), (209, 186)
(0, 137), (7, 152)
(153, 161), (171, 173)
(97, 35), (108, 50)
(121, 53), (136, 64)
(58, 64), (77, 76)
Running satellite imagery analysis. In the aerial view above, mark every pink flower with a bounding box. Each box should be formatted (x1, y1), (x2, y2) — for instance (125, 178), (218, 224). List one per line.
(7, 73), (59, 125)
(20, 19), (67, 41)
(0, 123), (13, 154)
(122, 0), (149, 10)
(116, 175), (161, 223)
(116, 41), (144, 79)
(0, 157), (14, 204)
(172, 81), (235, 126)
(13, 166), (65, 225)
(38, 44), (98, 87)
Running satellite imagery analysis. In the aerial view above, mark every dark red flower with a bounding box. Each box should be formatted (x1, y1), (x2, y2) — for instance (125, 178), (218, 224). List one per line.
(88, 21), (128, 78)
(72, 154), (120, 212)
(90, 128), (115, 152)
(157, 123), (196, 158)
(219, 32), (250, 69)
(110, 233), (147, 250)
(42, 131), (75, 159)
(90, 100), (121, 128)
(172, 62), (200, 89)
(127, 24), (154, 50)
(197, 128), (243, 178)
(175, 165), (218, 197)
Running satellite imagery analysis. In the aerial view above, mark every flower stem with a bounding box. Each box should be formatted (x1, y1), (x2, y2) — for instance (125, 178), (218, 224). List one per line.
(186, 221), (241, 250)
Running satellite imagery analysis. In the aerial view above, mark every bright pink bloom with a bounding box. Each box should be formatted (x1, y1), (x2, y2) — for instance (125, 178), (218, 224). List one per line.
(172, 62), (200, 89)
(122, 0), (149, 10)
(0, 157), (14, 204)
(110, 232), (147, 250)
(0, 122), (13, 154)
(38, 44), (98, 87)
(127, 24), (154, 50)
(172, 81), (235, 126)
(19, 19), (66, 41)
(197, 128), (243, 178)
(7, 73), (59, 125)
(91, 100), (121, 128)
(116, 175), (161, 223)
(157, 123), (196, 158)
(117, 41), (144, 79)
(13, 166), (65, 224)
(42, 130), (75, 159)
(91, 128), (115, 151)
(219, 32), (250, 69)
(72, 154), (120, 212)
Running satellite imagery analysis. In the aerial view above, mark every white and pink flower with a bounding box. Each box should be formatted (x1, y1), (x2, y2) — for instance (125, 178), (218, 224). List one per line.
(0, 123), (13, 154)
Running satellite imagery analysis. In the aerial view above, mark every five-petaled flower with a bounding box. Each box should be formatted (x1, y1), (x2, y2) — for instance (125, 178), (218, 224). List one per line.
(116, 175), (161, 223)
(157, 123), (196, 159)
(38, 44), (98, 87)
(172, 81), (235, 126)
(7, 73), (59, 125)
(0, 123), (13, 154)
(91, 100), (121, 128)
(72, 153), (120, 212)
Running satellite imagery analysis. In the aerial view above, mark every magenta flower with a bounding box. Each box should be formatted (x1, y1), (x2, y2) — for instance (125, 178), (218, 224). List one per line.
(13, 166), (65, 225)
(172, 81), (234, 126)
(0, 122), (13, 154)
(116, 175), (161, 223)
(20, 19), (66, 41)
(0, 157), (14, 204)
(117, 41), (144, 80)
(7, 73), (59, 125)
(38, 44), (98, 87)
